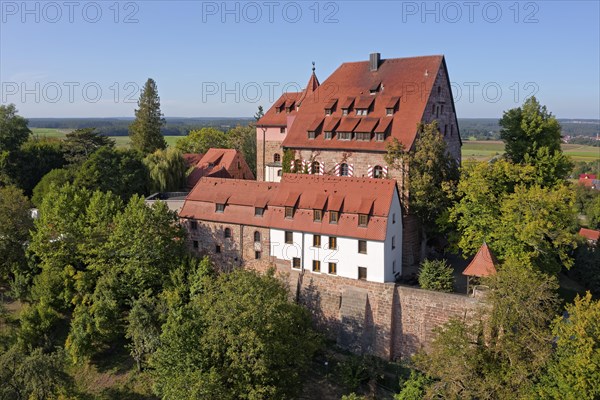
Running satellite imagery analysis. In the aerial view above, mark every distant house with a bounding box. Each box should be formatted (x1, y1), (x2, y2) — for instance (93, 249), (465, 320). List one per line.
(184, 148), (255, 190)
(578, 228), (600, 246)
(578, 174), (599, 190)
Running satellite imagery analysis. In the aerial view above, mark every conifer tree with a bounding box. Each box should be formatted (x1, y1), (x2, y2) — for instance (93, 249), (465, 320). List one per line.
(129, 78), (166, 153)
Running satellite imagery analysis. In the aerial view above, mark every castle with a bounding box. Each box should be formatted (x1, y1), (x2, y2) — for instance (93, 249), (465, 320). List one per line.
(179, 54), (475, 360)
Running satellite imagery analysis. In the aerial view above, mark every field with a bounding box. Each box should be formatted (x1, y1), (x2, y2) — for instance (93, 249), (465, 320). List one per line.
(31, 128), (181, 148)
(462, 140), (599, 162)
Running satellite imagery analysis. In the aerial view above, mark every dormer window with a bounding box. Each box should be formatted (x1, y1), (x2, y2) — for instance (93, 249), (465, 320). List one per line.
(255, 207), (264, 217)
(325, 108), (332, 116)
(313, 209), (322, 222)
(342, 109), (349, 116)
(285, 206), (295, 219)
(358, 214), (369, 227)
(280, 127), (285, 134)
(356, 109), (368, 116)
(329, 211), (339, 224)
(216, 203), (225, 213)
(356, 132), (370, 141)
(307, 131), (316, 140)
(369, 82), (381, 94)
(375, 133), (385, 142)
(324, 131), (333, 140)
(386, 108), (394, 116)
(338, 132), (352, 141)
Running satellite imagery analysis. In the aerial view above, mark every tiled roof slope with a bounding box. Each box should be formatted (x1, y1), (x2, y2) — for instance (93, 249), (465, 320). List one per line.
(462, 243), (498, 277)
(579, 228), (600, 242)
(180, 174), (398, 241)
(186, 148), (255, 189)
(278, 55), (445, 151)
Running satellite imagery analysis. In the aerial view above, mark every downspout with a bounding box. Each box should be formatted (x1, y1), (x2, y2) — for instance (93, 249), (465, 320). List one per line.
(296, 231), (305, 303)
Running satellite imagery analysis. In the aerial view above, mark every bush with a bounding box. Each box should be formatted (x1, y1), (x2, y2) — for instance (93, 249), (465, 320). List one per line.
(395, 370), (434, 400)
(417, 259), (454, 292)
(336, 354), (384, 393)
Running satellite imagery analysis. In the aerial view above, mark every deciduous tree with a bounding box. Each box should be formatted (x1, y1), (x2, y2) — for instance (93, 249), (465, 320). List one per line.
(143, 147), (187, 192)
(175, 127), (228, 154)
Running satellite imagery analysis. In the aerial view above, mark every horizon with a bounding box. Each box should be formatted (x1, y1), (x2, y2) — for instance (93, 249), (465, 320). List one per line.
(1, 1), (599, 120)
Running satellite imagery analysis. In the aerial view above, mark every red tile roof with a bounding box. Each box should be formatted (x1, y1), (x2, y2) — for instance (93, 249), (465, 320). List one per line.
(279, 55), (447, 151)
(186, 148), (255, 189)
(579, 174), (596, 180)
(183, 153), (204, 167)
(462, 243), (498, 277)
(257, 92), (303, 127)
(180, 174), (398, 241)
(579, 228), (600, 242)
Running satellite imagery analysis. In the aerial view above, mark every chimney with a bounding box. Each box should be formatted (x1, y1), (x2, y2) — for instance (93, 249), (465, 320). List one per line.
(369, 52), (381, 72)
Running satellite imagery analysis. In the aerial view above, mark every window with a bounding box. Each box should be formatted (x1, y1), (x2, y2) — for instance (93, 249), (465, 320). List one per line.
(193, 240), (199, 249)
(373, 165), (384, 178)
(338, 132), (352, 140)
(329, 236), (337, 250)
(375, 133), (385, 142)
(277, 169), (283, 177)
(356, 109), (368, 116)
(325, 108), (332, 116)
(255, 207), (264, 217)
(273, 153), (281, 162)
(254, 231), (261, 242)
(224, 228), (231, 238)
(190, 220), (198, 230)
(444, 124), (448, 136)
(340, 163), (349, 176)
(324, 131), (333, 140)
(342, 109), (349, 116)
(329, 262), (337, 275)
(358, 240), (367, 254)
(329, 211), (339, 224)
(311, 161), (320, 175)
(255, 251), (261, 259)
(386, 108), (394, 116)
(285, 206), (294, 219)
(358, 214), (368, 227)
(431, 104), (435, 113)
(356, 132), (370, 141)
(307, 131), (316, 139)
(436, 105), (439, 117)
(393, 260), (396, 273)
(313, 234), (321, 247)
(358, 266), (367, 280)
(437, 86), (441, 95)
(440, 105), (444, 114)
(312, 260), (321, 272)
(216, 203), (225, 213)
(285, 231), (293, 244)
(313, 209), (322, 222)
(392, 235), (396, 250)
(216, 245), (221, 253)
(292, 257), (301, 269)
(280, 127), (285, 134)
(392, 213), (396, 224)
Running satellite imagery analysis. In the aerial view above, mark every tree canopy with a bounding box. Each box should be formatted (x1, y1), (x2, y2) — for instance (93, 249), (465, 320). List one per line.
(129, 78), (167, 153)
(143, 147), (187, 192)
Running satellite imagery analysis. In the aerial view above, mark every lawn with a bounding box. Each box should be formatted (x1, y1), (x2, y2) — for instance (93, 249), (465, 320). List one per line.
(462, 140), (599, 162)
(31, 128), (182, 148)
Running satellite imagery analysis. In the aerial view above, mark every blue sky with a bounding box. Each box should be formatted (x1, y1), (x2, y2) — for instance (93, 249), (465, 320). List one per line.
(1, 0), (599, 119)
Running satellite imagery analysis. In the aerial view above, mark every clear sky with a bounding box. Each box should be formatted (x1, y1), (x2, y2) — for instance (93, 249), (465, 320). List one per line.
(1, 0), (599, 119)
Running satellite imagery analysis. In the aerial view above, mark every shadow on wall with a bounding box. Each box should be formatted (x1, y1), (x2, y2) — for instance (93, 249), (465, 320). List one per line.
(192, 223), (241, 273)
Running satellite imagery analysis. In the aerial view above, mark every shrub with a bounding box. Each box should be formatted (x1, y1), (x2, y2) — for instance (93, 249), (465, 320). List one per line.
(417, 259), (454, 292)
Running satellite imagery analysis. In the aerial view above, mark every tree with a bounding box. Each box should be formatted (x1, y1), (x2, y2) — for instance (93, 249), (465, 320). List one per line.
(0, 104), (31, 153)
(152, 269), (321, 400)
(282, 148), (295, 174)
(414, 262), (560, 399)
(254, 105), (264, 121)
(395, 371), (434, 400)
(0, 186), (33, 280)
(74, 146), (149, 200)
(175, 127), (228, 154)
(31, 168), (74, 208)
(129, 78), (166, 153)
(537, 292), (600, 399)
(143, 147), (187, 192)
(63, 127), (115, 165)
(227, 124), (257, 176)
(585, 194), (600, 229)
(11, 137), (66, 195)
(125, 291), (161, 371)
(386, 121), (458, 239)
(499, 97), (562, 164)
(417, 259), (454, 292)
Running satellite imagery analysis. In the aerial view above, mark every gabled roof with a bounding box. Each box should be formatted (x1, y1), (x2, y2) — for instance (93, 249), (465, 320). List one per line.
(281, 55), (446, 151)
(579, 228), (600, 242)
(186, 148), (254, 189)
(462, 243), (498, 277)
(180, 174), (399, 241)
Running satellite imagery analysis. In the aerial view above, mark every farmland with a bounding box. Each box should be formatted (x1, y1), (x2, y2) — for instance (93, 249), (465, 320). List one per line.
(31, 128), (181, 148)
(462, 140), (599, 162)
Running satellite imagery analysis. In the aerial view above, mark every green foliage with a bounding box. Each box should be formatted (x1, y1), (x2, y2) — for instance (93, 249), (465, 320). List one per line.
(152, 269), (321, 400)
(414, 262), (560, 399)
(585, 194), (600, 229)
(417, 259), (454, 292)
(499, 97), (562, 163)
(448, 160), (578, 274)
(395, 370), (434, 400)
(282, 148), (294, 174)
(0, 104), (31, 153)
(17, 302), (61, 351)
(571, 244), (600, 295)
(525, 146), (573, 188)
(0, 346), (72, 399)
(31, 168), (74, 207)
(175, 127), (228, 154)
(129, 78), (167, 153)
(143, 147), (187, 192)
(63, 127), (115, 165)
(125, 292), (161, 371)
(227, 124), (257, 176)
(341, 394), (368, 400)
(254, 105), (264, 121)
(0, 185), (33, 280)
(335, 354), (384, 394)
(74, 146), (149, 200)
(537, 292), (600, 399)
(14, 137), (67, 195)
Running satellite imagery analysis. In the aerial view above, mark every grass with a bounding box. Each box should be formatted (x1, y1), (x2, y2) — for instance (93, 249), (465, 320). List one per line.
(31, 128), (181, 148)
(462, 140), (599, 162)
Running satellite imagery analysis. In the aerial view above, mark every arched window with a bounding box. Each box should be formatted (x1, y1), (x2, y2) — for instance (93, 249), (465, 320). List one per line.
(373, 165), (384, 179)
(311, 161), (320, 175)
(277, 169), (283, 177)
(224, 228), (231, 238)
(340, 163), (349, 176)
(254, 231), (261, 243)
(273, 153), (281, 163)
(294, 159), (302, 173)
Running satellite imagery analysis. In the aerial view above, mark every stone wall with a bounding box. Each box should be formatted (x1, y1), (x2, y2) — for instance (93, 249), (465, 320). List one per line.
(256, 139), (285, 181)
